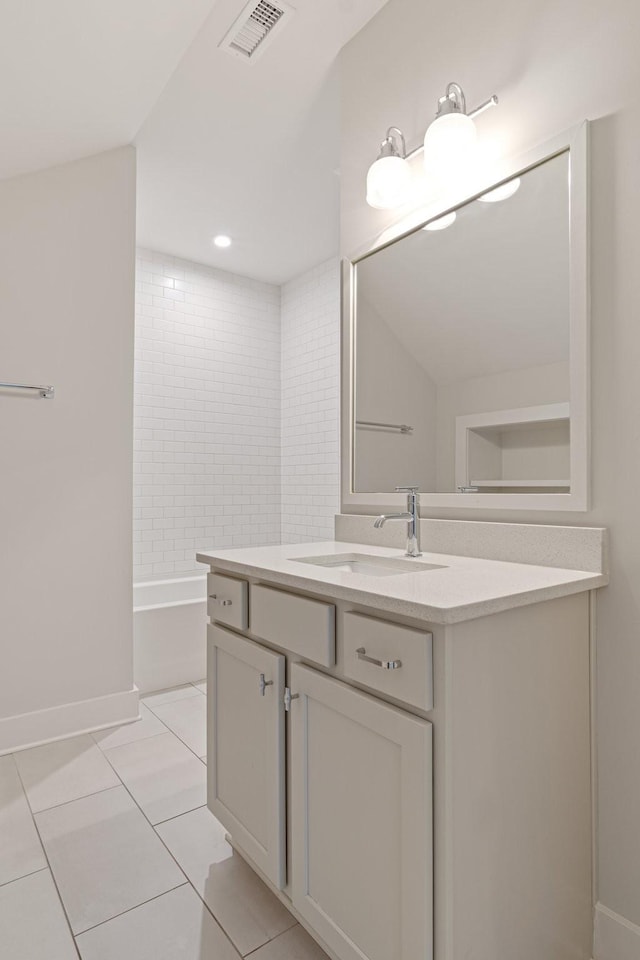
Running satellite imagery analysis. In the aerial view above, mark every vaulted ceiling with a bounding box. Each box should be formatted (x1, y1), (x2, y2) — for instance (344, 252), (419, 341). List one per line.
(1, 0), (390, 283)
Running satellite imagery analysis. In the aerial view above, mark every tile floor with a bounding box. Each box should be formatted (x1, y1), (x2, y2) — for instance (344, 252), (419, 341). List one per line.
(0, 681), (329, 960)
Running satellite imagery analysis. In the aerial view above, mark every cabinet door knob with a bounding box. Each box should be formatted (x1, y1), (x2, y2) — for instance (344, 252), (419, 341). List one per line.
(356, 647), (402, 670)
(259, 673), (273, 696)
(209, 594), (232, 606)
(284, 687), (299, 712)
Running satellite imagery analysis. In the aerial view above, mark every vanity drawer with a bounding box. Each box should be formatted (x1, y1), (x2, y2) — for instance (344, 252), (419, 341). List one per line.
(250, 584), (335, 667)
(207, 573), (248, 631)
(342, 612), (433, 711)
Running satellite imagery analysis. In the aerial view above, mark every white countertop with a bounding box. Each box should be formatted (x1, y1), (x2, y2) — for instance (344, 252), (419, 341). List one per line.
(196, 540), (608, 624)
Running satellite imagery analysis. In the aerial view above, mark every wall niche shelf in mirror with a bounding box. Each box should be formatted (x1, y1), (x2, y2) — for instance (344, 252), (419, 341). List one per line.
(341, 122), (589, 513)
(455, 402), (571, 494)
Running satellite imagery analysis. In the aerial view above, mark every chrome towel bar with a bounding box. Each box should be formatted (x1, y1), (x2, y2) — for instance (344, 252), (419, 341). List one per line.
(0, 381), (55, 399)
(356, 420), (412, 434)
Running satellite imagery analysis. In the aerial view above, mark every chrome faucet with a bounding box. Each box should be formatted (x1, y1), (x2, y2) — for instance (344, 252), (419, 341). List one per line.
(374, 486), (422, 557)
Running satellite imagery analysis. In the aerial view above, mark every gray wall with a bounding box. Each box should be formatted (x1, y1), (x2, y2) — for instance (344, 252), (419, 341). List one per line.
(340, 0), (640, 940)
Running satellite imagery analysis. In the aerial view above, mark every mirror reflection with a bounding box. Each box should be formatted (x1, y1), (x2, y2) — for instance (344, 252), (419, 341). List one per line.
(354, 151), (571, 495)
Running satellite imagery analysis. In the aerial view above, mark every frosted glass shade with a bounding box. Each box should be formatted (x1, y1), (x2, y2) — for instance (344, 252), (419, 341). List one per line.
(366, 155), (411, 209)
(423, 112), (477, 178)
(423, 211), (456, 231)
(478, 177), (521, 202)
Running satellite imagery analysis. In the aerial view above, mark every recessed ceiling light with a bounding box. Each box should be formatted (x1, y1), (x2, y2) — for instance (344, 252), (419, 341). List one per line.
(478, 177), (521, 203)
(423, 211), (457, 231)
(213, 235), (232, 248)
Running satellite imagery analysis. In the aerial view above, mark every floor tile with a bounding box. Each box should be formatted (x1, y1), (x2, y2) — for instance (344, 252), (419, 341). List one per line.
(0, 755), (47, 885)
(156, 807), (296, 956)
(35, 785), (184, 934)
(76, 883), (240, 960)
(14, 734), (120, 813)
(92, 704), (168, 751)
(142, 685), (201, 708)
(247, 924), (329, 960)
(103, 732), (206, 825)
(149, 695), (207, 757)
(0, 869), (78, 959)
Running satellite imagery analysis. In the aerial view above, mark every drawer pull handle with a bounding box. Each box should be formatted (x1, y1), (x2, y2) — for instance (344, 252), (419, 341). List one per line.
(259, 673), (273, 696)
(209, 594), (232, 606)
(356, 647), (402, 670)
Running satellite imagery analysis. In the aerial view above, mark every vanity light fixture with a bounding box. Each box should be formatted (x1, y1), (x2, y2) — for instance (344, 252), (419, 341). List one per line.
(423, 82), (496, 177)
(213, 234), (232, 248)
(423, 211), (456, 231)
(366, 83), (498, 209)
(365, 127), (412, 210)
(477, 177), (521, 202)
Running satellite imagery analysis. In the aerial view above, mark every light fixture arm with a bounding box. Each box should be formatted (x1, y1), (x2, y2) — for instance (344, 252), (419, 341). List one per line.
(434, 82), (498, 121)
(386, 126), (407, 157)
(377, 126), (407, 160)
(468, 94), (499, 119)
(436, 81), (467, 117)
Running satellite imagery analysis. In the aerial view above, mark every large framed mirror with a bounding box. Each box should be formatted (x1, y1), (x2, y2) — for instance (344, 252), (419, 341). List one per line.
(342, 123), (589, 512)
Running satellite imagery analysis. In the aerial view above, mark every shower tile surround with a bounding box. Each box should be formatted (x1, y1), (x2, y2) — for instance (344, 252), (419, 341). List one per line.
(281, 259), (341, 543)
(134, 251), (340, 580)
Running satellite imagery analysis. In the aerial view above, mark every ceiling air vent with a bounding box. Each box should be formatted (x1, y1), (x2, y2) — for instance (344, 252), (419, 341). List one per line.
(219, 0), (294, 63)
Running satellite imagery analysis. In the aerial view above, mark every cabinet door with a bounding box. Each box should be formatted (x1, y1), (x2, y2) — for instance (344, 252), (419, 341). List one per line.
(290, 663), (433, 960)
(207, 624), (285, 888)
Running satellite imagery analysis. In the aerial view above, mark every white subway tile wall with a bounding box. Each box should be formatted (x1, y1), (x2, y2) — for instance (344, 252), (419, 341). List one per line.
(281, 259), (341, 542)
(134, 252), (340, 580)
(134, 250), (282, 580)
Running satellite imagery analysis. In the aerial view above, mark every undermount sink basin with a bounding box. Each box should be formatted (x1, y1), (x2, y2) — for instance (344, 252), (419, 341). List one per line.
(292, 553), (446, 578)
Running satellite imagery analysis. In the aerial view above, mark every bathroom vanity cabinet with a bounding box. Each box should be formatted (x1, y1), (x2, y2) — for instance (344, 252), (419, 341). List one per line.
(198, 544), (600, 960)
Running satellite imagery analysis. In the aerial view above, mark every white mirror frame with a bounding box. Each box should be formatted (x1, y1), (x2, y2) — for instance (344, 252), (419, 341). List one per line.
(341, 121), (589, 514)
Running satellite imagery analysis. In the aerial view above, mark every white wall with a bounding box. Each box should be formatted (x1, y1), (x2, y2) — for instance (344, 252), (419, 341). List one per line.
(355, 297), (437, 492)
(0, 147), (137, 751)
(436, 360), (569, 491)
(134, 250), (282, 580)
(340, 0), (640, 948)
(281, 259), (341, 543)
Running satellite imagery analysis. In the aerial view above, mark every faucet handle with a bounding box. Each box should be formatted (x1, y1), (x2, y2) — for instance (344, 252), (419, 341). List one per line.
(395, 485), (420, 493)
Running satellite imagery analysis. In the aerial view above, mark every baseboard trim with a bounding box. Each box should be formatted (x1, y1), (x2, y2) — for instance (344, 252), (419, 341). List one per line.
(594, 903), (640, 960)
(0, 686), (140, 755)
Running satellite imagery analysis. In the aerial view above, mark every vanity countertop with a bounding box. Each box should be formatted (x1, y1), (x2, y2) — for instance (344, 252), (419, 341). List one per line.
(196, 540), (608, 625)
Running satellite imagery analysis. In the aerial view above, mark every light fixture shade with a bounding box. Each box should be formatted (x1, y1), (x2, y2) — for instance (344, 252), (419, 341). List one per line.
(423, 211), (457, 231)
(478, 177), (521, 202)
(366, 155), (412, 210)
(423, 112), (477, 178)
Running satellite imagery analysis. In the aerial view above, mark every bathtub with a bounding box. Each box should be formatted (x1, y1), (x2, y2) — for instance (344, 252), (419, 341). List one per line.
(133, 575), (207, 694)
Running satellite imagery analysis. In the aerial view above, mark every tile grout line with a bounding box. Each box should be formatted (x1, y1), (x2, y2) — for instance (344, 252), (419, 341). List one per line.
(147, 819), (245, 960)
(110, 700), (249, 960)
(13, 732), (198, 949)
(98, 731), (206, 828)
(0, 864), (49, 891)
(60, 742), (208, 946)
(95, 728), (172, 757)
(141, 702), (207, 763)
(11, 752), (83, 960)
(152, 802), (208, 828)
(5, 689), (244, 957)
(73, 881), (190, 939)
(243, 925), (301, 958)
(106, 756), (246, 960)
(23, 780), (124, 817)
